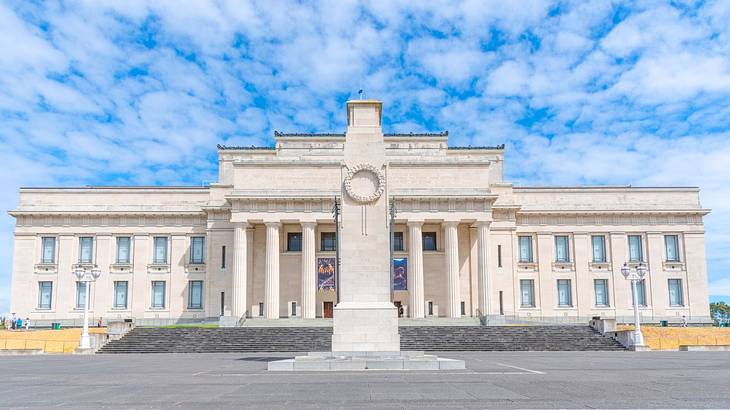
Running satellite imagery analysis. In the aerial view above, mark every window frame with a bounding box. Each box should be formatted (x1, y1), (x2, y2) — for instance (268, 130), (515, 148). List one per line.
(152, 236), (169, 264)
(113, 281), (128, 309)
(221, 245), (226, 269)
(665, 235), (680, 262)
(116, 236), (132, 264)
(591, 235), (607, 263)
(188, 280), (204, 309)
(287, 232), (302, 252)
(422, 232), (437, 251)
(189, 236), (205, 264)
(628, 235), (644, 262)
(554, 235), (570, 262)
(632, 279), (647, 307)
(151, 281), (166, 309)
(594, 279), (609, 307)
(78, 236), (94, 264)
(41, 236), (56, 264)
(320, 232), (337, 252)
(38, 281), (53, 310)
(392, 231), (404, 252)
(518, 235), (534, 263)
(520, 279), (535, 307)
(557, 279), (573, 307)
(75, 281), (87, 309)
(668, 278), (684, 306)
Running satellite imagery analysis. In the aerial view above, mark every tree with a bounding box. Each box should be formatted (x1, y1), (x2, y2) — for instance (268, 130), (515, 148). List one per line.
(710, 302), (730, 326)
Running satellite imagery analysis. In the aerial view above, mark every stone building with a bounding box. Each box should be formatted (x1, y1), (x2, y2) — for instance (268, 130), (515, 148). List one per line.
(9, 100), (712, 325)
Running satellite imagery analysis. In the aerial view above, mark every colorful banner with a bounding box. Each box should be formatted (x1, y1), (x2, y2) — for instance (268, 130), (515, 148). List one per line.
(317, 257), (336, 290)
(393, 258), (407, 291)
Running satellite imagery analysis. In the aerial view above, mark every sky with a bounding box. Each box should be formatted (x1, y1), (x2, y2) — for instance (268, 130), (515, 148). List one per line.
(1, 0), (729, 312)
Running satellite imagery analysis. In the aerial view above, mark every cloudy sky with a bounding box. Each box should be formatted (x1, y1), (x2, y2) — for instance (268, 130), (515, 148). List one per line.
(1, 0), (729, 312)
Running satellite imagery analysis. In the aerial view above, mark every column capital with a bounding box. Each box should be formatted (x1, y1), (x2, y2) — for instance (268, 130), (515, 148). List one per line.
(233, 221), (249, 229)
(407, 220), (424, 227)
(300, 220), (317, 228)
(264, 221), (281, 228)
(474, 220), (491, 228)
(443, 220), (460, 227)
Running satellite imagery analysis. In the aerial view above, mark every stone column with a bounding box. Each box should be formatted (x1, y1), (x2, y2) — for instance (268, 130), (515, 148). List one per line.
(407, 221), (425, 318)
(444, 221), (461, 318)
(232, 222), (248, 318)
(264, 222), (280, 319)
(301, 221), (317, 319)
(476, 221), (490, 317)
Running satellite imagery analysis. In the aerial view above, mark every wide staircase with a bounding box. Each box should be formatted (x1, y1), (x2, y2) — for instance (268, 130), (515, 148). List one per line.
(98, 325), (624, 353)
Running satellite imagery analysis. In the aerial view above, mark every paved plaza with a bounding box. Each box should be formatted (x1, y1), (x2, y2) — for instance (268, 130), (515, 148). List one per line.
(0, 351), (729, 408)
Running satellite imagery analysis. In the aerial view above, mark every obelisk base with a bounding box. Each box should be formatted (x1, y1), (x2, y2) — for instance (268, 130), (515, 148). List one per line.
(331, 302), (400, 352)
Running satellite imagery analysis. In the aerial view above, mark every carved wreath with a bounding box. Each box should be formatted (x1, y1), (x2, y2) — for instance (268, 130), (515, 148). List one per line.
(344, 163), (386, 204)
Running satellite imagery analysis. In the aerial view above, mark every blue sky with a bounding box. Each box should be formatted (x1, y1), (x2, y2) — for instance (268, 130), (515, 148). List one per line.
(1, 0), (729, 312)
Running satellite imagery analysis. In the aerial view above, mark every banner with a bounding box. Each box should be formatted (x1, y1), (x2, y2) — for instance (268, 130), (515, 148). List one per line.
(393, 258), (407, 291)
(317, 257), (336, 290)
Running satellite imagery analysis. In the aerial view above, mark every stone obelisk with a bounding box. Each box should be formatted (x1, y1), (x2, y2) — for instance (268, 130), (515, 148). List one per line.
(331, 100), (400, 352)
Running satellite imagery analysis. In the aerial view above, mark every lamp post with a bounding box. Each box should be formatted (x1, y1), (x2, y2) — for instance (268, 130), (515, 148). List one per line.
(621, 262), (648, 347)
(73, 265), (101, 349)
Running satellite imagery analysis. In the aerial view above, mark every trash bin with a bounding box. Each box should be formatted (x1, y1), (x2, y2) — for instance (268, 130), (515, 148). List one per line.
(50, 322), (59, 330)
(660, 320), (668, 327)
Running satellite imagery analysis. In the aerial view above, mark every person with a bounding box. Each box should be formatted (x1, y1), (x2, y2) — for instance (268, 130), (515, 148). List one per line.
(24, 317), (30, 330)
(97, 318), (102, 327)
(16, 317), (22, 330)
(10, 312), (17, 330)
(682, 315), (688, 327)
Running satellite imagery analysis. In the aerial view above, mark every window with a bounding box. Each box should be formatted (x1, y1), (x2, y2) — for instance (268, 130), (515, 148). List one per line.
(188, 280), (203, 309)
(116, 237), (131, 264)
(668, 279), (683, 306)
(591, 235), (606, 263)
(594, 279), (609, 307)
(320, 232), (337, 251)
(190, 236), (205, 263)
(287, 232), (302, 252)
(38, 281), (52, 309)
(392, 232), (404, 252)
(497, 245), (502, 267)
(151, 281), (166, 308)
(221, 246), (226, 269)
(518, 236), (533, 263)
(153, 237), (168, 264)
(41, 237), (55, 264)
(460, 301), (465, 316)
(76, 282), (87, 309)
(114, 281), (128, 309)
(628, 235), (643, 262)
(557, 279), (572, 307)
(79, 236), (93, 264)
(631, 279), (647, 307)
(520, 279), (535, 307)
(422, 232), (437, 251)
(555, 235), (570, 262)
(665, 235), (680, 262)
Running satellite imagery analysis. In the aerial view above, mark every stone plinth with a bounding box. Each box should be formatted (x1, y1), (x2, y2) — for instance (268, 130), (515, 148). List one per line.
(331, 302), (400, 352)
(268, 351), (465, 371)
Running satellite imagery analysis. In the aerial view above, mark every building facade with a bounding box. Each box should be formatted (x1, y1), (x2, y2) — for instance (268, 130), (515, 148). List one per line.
(9, 101), (712, 325)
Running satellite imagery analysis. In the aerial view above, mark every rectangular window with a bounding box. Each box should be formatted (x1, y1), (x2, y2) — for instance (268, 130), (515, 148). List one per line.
(190, 236), (205, 263)
(188, 280), (203, 309)
(422, 232), (437, 251)
(38, 281), (52, 309)
(518, 236), (533, 263)
(153, 237), (168, 264)
(116, 237), (131, 264)
(287, 232), (302, 252)
(41, 237), (56, 264)
(76, 282), (87, 309)
(392, 232), (404, 252)
(497, 245), (502, 268)
(151, 281), (166, 308)
(114, 281), (128, 309)
(79, 236), (93, 264)
(591, 235), (606, 263)
(668, 279), (683, 306)
(555, 235), (570, 262)
(557, 279), (572, 307)
(221, 246), (226, 269)
(631, 279), (647, 307)
(594, 279), (609, 307)
(320, 232), (337, 251)
(520, 279), (535, 307)
(628, 235), (643, 262)
(665, 235), (680, 262)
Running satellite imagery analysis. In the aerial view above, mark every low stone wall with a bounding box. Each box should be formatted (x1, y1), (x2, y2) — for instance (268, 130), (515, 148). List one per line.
(0, 328), (108, 354)
(591, 319), (730, 350)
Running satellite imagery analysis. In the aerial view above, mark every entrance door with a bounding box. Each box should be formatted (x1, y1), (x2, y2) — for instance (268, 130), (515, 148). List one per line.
(220, 292), (225, 316)
(323, 302), (334, 318)
(394, 301), (403, 317)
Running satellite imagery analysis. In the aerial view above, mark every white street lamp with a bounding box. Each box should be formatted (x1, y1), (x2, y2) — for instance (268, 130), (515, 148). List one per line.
(73, 265), (101, 350)
(621, 262), (648, 347)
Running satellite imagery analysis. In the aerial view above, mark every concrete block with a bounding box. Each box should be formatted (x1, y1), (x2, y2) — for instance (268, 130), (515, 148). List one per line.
(403, 359), (440, 370)
(267, 359), (294, 371)
(293, 360), (331, 371)
(438, 358), (466, 370)
(330, 359), (367, 371)
(365, 359), (404, 370)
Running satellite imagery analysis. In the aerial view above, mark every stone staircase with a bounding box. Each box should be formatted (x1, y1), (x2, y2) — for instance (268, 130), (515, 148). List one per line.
(98, 325), (624, 354)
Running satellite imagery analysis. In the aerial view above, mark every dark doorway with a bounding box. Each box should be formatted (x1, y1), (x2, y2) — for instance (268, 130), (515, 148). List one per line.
(499, 291), (504, 315)
(323, 301), (334, 318)
(220, 292), (224, 316)
(394, 301), (403, 317)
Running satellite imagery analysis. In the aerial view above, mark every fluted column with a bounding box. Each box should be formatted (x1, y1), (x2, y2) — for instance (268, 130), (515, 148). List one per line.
(301, 221), (317, 319)
(476, 221), (491, 317)
(444, 221), (461, 318)
(407, 221), (425, 318)
(264, 222), (280, 319)
(232, 222), (248, 318)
